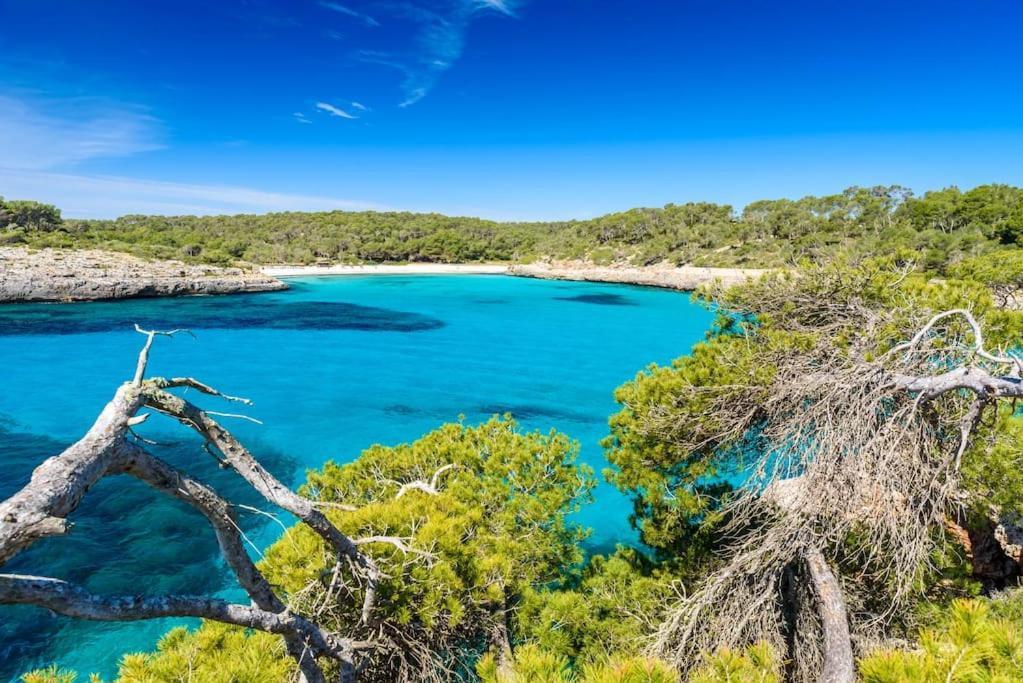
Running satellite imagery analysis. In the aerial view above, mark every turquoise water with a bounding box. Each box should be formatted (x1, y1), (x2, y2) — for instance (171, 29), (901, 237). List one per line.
(0, 275), (712, 681)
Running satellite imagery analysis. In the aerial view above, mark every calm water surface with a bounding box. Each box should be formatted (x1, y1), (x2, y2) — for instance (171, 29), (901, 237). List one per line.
(0, 274), (712, 680)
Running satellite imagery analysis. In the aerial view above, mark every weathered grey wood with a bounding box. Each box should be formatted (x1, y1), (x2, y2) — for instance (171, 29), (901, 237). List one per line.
(117, 444), (284, 611)
(141, 386), (383, 624)
(0, 384), (142, 565)
(0, 574), (355, 662)
(894, 366), (1023, 400)
(0, 330), (382, 680)
(804, 546), (855, 683)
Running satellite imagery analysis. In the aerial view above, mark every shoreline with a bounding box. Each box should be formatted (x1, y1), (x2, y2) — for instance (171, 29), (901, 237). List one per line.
(509, 262), (769, 291)
(263, 263), (509, 277)
(0, 253), (771, 304)
(0, 247), (286, 304)
(264, 261), (769, 291)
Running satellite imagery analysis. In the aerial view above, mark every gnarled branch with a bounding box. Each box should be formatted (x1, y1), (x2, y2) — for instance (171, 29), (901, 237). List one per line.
(0, 331), (382, 681)
(0, 574), (365, 662)
(0, 383), (143, 565)
(139, 385), (384, 625)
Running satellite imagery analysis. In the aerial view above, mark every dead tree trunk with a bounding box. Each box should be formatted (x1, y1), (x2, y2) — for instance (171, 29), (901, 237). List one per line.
(0, 327), (381, 681)
(487, 590), (515, 677)
(804, 545), (855, 683)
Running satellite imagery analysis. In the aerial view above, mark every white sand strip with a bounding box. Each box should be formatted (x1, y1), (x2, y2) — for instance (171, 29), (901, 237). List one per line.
(262, 263), (510, 277)
(261, 261), (771, 292)
(508, 262), (770, 291)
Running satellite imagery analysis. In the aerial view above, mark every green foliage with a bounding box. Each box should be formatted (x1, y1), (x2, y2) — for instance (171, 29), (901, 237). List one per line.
(476, 645), (572, 682)
(859, 599), (1023, 682)
(118, 624), (290, 682)
(603, 326), (809, 554)
(50, 210), (545, 265)
(474, 643), (778, 683)
(288, 416), (595, 626)
(689, 643), (781, 683)
(476, 644), (680, 682)
(0, 197), (62, 231)
(116, 417), (595, 681)
(574, 658), (679, 683)
(515, 549), (674, 665)
(605, 257), (1023, 555)
(961, 405), (1023, 519)
(20, 665), (101, 683)
(9, 184), (1023, 269)
(949, 249), (1023, 307)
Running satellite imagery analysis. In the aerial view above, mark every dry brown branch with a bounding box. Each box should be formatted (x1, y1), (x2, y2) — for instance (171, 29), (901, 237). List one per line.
(650, 302), (1023, 681)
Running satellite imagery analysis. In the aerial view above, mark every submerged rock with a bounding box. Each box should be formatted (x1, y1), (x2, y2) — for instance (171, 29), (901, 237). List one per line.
(0, 247), (287, 303)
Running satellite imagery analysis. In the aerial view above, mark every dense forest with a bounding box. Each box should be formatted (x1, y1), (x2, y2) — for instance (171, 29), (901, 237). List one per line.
(4, 184), (1023, 271)
(8, 253), (1023, 682)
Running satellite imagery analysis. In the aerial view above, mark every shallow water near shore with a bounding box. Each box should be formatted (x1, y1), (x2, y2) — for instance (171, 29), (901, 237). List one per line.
(0, 274), (712, 681)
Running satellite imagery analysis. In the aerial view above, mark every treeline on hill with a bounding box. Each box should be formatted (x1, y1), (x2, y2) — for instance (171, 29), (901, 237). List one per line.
(21, 256), (1023, 682)
(4, 184), (1023, 270)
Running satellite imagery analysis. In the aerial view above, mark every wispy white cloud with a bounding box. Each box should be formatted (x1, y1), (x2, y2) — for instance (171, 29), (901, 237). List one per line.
(319, 2), (380, 27)
(293, 111), (313, 124)
(0, 167), (387, 218)
(473, 0), (515, 12)
(351, 101), (369, 111)
(0, 94), (164, 170)
(351, 1), (524, 107)
(315, 101), (358, 119)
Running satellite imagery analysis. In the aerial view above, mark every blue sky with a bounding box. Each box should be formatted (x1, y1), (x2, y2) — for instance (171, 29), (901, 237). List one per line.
(1, 0), (1022, 220)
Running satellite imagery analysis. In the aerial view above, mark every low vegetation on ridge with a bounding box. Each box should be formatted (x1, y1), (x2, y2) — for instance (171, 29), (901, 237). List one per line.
(4, 184), (1023, 271)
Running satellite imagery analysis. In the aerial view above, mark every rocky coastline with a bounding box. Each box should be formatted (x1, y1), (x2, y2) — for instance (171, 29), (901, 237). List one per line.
(0, 247), (287, 303)
(507, 260), (770, 291)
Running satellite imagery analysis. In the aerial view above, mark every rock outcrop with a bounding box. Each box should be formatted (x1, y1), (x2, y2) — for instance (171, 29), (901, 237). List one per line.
(0, 248), (287, 303)
(508, 260), (769, 291)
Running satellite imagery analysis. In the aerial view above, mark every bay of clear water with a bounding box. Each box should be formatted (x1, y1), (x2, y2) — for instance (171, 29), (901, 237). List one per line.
(0, 274), (712, 681)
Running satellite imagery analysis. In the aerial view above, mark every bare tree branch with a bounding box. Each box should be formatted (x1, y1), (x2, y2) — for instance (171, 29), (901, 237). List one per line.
(353, 536), (436, 560)
(889, 308), (1023, 375)
(0, 574), (365, 662)
(392, 464), (457, 498)
(0, 384), (142, 565)
(147, 376), (253, 405)
(139, 384), (384, 625)
(0, 332), (383, 681)
(132, 325), (194, 385)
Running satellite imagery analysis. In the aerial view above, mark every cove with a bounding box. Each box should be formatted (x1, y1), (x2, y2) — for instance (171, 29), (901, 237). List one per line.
(0, 274), (713, 681)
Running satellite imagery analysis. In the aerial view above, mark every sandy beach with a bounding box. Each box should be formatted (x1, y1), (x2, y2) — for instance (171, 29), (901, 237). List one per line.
(508, 261), (770, 291)
(264, 261), (770, 291)
(262, 263), (510, 277)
